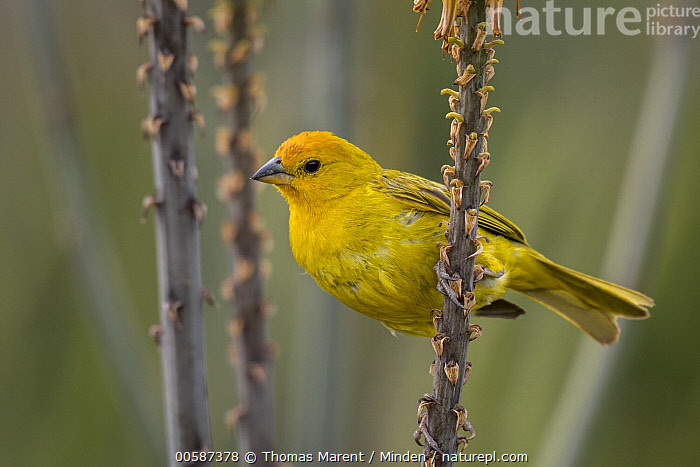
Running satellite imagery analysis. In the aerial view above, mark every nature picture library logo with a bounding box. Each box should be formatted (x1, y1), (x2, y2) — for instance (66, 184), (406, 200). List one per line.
(497, 1), (700, 38)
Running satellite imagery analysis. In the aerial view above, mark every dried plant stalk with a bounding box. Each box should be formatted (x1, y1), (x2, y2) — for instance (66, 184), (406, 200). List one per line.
(212, 0), (275, 459)
(142, 1), (212, 464)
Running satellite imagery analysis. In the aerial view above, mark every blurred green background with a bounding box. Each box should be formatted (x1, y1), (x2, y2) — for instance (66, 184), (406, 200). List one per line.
(1, 0), (699, 465)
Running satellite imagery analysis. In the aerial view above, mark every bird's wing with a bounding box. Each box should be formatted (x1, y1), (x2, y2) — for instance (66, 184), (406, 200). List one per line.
(376, 170), (528, 245)
(479, 204), (528, 245)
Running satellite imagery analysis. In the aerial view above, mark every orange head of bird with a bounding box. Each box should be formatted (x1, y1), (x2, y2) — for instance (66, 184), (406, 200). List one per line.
(251, 131), (380, 204)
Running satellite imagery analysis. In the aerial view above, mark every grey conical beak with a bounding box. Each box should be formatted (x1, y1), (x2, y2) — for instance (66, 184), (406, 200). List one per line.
(251, 156), (293, 185)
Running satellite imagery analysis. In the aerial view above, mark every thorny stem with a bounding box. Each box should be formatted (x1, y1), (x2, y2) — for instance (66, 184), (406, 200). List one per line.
(212, 0), (276, 461)
(142, 0), (212, 464)
(418, 1), (496, 465)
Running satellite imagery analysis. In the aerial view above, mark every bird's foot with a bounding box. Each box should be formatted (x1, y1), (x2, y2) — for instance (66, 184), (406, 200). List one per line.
(414, 412), (444, 455)
(434, 260), (467, 310)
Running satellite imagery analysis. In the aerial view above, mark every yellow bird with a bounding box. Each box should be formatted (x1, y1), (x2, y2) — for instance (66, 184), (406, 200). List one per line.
(252, 131), (653, 344)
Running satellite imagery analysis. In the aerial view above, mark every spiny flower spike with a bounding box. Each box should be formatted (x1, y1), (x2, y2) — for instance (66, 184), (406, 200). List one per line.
(210, 0), (278, 456)
(414, 0), (509, 460)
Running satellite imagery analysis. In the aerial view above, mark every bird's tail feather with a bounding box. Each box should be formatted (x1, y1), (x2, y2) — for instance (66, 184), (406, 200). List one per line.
(517, 252), (653, 345)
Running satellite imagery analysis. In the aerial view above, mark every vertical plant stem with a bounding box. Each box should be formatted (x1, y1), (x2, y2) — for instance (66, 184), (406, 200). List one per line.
(142, 1), (212, 463)
(421, 1), (493, 465)
(212, 0), (275, 459)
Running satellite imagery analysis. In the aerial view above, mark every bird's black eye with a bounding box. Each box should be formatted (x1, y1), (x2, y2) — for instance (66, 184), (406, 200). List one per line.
(304, 159), (321, 174)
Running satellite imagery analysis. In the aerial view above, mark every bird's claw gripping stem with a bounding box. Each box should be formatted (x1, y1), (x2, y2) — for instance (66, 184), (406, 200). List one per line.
(414, 412), (444, 455)
(434, 260), (467, 310)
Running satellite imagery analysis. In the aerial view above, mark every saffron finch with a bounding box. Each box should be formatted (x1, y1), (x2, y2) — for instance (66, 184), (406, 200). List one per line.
(252, 131), (653, 344)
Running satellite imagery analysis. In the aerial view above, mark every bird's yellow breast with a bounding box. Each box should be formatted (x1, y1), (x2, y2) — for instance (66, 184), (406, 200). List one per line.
(287, 186), (511, 337)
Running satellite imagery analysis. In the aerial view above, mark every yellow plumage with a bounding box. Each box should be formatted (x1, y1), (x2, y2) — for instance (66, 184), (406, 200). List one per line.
(252, 131), (653, 344)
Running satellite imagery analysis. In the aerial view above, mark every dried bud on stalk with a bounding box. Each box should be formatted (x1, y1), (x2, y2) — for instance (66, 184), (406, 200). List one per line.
(455, 64), (476, 85)
(487, 0), (505, 37)
(432, 333), (450, 358)
(434, 0), (459, 40)
(452, 404), (468, 433)
(444, 360), (460, 386)
(472, 22), (488, 51)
